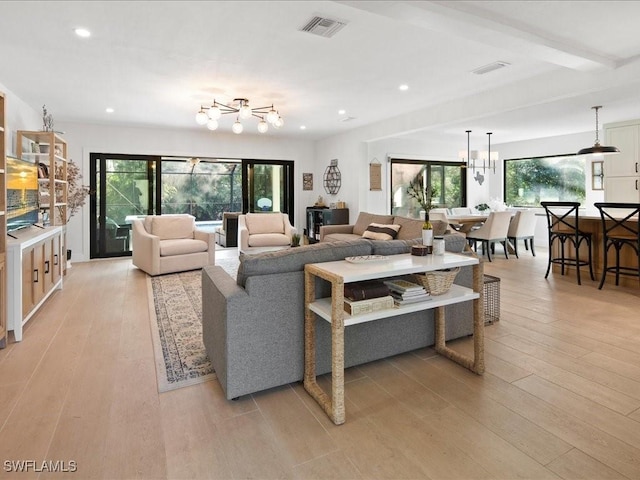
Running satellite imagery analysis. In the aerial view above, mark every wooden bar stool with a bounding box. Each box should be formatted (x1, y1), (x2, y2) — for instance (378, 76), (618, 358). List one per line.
(593, 202), (640, 289)
(541, 202), (594, 285)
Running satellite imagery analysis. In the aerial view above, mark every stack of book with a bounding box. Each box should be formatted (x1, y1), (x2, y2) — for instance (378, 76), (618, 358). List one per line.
(343, 280), (394, 316)
(383, 279), (432, 305)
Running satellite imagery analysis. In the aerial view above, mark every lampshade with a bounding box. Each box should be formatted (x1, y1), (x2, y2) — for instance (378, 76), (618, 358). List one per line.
(578, 106), (620, 156)
(266, 107), (279, 124)
(208, 105), (222, 120)
(257, 119), (268, 133)
(239, 102), (253, 120)
(195, 109), (208, 125)
(232, 119), (243, 134)
(206, 119), (219, 131)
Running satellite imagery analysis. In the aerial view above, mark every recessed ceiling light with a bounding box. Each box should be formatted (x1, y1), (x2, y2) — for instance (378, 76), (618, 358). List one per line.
(105, 107), (114, 113)
(338, 109), (346, 115)
(74, 28), (91, 38)
(399, 84), (409, 91)
(300, 126), (307, 130)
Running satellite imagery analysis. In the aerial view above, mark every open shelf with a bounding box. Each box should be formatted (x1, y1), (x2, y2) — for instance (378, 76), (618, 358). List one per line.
(309, 284), (479, 326)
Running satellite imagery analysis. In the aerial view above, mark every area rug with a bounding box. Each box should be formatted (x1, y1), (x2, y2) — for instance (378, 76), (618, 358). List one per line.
(147, 257), (239, 392)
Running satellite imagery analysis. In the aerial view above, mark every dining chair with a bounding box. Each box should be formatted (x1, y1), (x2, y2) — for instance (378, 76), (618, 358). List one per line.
(429, 208), (462, 231)
(451, 207), (473, 215)
(465, 211), (512, 261)
(507, 209), (537, 257)
(593, 202), (640, 289)
(540, 201), (594, 285)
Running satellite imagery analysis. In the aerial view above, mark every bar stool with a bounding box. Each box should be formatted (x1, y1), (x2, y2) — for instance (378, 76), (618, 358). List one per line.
(593, 202), (640, 289)
(541, 202), (594, 285)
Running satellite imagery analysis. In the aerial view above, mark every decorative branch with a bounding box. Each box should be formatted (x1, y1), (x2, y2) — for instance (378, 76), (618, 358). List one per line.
(406, 173), (437, 212)
(66, 159), (91, 222)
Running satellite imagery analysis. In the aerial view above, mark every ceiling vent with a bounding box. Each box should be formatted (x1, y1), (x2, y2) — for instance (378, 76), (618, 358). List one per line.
(300, 16), (347, 38)
(472, 61), (511, 75)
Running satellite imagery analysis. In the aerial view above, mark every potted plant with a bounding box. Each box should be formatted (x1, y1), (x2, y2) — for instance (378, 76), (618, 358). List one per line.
(407, 173), (438, 248)
(291, 233), (301, 247)
(406, 173), (439, 217)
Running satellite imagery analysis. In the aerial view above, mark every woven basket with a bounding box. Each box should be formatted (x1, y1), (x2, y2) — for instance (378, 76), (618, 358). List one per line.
(414, 267), (460, 295)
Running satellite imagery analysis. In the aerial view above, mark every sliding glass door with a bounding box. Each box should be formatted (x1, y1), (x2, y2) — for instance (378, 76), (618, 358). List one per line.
(242, 159), (294, 224)
(90, 155), (295, 258)
(390, 159), (466, 218)
(90, 153), (160, 258)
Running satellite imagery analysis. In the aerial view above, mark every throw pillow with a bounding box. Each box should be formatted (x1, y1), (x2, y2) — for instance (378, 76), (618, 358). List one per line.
(362, 223), (401, 241)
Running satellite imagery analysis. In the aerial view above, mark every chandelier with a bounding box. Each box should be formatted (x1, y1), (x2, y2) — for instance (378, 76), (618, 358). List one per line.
(195, 98), (284, 134)
(458, 130), (498, 174)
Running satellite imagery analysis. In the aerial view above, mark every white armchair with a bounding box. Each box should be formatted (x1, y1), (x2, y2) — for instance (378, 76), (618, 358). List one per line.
(238, 212), (296, 253)
(132, 214), (215, 276)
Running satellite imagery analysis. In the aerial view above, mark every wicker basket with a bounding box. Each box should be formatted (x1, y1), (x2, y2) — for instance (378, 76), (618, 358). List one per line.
(414, 267), (460, 295)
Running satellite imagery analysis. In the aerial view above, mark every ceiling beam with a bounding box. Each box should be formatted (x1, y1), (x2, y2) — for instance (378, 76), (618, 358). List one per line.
(337, 0), (619, 71)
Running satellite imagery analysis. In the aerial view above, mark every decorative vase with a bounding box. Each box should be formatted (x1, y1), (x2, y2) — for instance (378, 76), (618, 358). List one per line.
(422, 211), (433, 249)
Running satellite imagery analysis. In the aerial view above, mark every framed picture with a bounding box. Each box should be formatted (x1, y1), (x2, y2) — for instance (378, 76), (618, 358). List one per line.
(592, 161), (604, 190)
(303, 172), (313, 190)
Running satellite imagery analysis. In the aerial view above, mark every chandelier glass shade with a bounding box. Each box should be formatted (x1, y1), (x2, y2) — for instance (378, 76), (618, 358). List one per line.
(577, 105), (620, 156)
(195, 98), (283, 134)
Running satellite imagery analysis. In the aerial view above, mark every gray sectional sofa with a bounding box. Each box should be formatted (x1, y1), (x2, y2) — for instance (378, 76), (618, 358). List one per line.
(202, 234), (476, 400)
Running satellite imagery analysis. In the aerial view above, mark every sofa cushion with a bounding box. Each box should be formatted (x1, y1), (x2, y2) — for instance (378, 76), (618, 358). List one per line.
(362, 223), (401, 241)
(369, 238), (421, 256)
(322, 233), (362, 243)
(150, 215), (195, 240)
(443, 231), (467, 253)
(159, 238), (208, 256)
(248, 233), (290, 247)
(245, 213), (284, 234)
(393, 215), (423, 240)
(237, 239), (372, 287)
(353, 213), (395, 236)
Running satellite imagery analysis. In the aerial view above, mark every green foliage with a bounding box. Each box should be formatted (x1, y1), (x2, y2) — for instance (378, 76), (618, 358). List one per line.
(505, 157), (586, 207)
(103, 159), (242, 224)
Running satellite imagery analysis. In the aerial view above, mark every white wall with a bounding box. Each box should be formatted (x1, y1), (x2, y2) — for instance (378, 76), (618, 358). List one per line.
(57, 121), (315, 262)
(0, 81), (41, 155)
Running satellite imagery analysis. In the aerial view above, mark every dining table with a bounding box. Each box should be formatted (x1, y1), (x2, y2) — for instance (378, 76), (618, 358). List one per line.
(447, 213), (488, 234)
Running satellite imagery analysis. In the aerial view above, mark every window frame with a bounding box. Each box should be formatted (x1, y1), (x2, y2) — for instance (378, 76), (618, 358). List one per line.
(389, 158), (467, 216)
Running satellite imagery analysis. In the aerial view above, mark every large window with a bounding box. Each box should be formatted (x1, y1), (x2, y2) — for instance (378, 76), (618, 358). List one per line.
(504, 155), (586, 207)
(390, 159), (466, 218)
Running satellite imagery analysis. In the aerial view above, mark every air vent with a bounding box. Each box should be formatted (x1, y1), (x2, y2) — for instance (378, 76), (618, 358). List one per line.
(340, 116), (357, 123)
(472, 61), (511, 75)
(300, 16), (347, 38)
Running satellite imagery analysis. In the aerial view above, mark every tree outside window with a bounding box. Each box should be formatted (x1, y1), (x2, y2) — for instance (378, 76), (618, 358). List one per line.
(504, 156), (586, 207)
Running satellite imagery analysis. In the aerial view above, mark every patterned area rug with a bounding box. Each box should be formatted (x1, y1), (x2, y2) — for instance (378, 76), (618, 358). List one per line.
(147, 256), (239, 392)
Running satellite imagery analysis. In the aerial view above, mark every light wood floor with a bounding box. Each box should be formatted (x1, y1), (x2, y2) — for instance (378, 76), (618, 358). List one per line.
(1, 248), (640, 480)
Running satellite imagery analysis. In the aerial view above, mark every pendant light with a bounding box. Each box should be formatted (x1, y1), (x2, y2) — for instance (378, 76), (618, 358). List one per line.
(578, 106), (620, 156)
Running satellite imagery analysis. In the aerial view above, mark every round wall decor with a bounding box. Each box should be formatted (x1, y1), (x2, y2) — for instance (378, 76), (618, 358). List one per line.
(323, 159), (341, 195)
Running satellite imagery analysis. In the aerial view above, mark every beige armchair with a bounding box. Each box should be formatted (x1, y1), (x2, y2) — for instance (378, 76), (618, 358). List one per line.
(132, 214), (215, 276)
(238, 212), (296, 253)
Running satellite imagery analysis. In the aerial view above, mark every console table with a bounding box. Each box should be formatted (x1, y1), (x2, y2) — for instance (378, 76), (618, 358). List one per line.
(304, 252), (484, 425)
